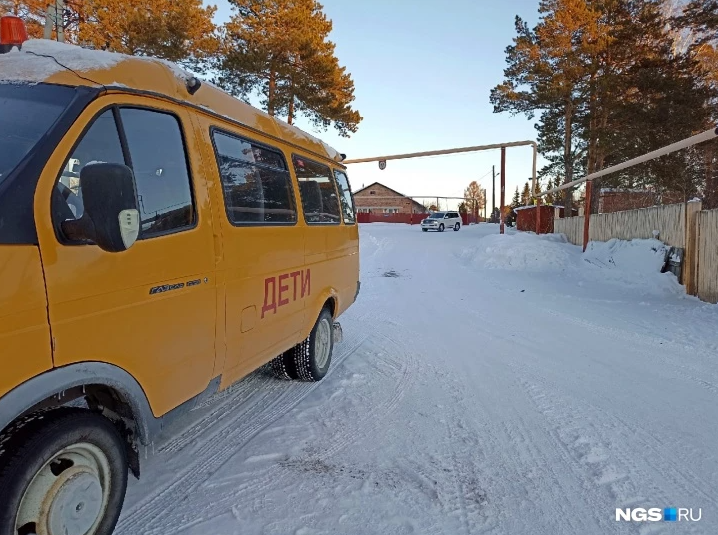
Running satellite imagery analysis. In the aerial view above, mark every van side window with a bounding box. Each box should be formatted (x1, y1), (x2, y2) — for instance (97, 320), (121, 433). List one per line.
(211, 131), (296, 225)
(333, 170), (356, 224)
(292, 155), (340, 224)
(53, 107), (195, 239)
(119, 108), (194, 236)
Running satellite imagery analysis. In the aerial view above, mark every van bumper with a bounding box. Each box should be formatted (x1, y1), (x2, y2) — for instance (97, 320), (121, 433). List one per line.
(333, 322), (343, 344)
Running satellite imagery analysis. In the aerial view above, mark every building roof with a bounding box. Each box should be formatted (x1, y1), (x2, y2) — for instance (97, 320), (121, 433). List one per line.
(353, 181), (410, 197)
(353, 182), (426, 208)
(0, 39), (344, 165)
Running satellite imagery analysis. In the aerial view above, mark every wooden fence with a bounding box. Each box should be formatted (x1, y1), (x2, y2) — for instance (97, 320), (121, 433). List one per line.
(554, 203), (691, 247)
(553, 216), (585, 245)
(697, 209), (718, 303)
(553, 201), (718, 303)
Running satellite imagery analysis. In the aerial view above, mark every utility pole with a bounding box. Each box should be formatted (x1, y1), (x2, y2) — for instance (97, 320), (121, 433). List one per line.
(500, 148), (506, 234)
(44, 0), (65, 42)
(492, 165), (496, 220)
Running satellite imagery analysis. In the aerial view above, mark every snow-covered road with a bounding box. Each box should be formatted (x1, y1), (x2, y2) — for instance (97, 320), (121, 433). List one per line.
(116, 223), (718, 535)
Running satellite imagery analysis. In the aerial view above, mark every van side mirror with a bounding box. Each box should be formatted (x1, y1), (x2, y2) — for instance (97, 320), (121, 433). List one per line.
(61, 163), (140, 253)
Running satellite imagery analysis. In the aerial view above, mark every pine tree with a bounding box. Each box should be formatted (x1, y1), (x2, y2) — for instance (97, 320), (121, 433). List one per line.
(533, 178), (542, 203)
(544, 177), (556, 205)
(521, 182), (531, 205)
(673, 0), (718, 208)
(217, 0), (362, 137)
(77, 0), (217, 65)
(491, 0), (600, 214)
(511, 186), (521, 208)
(492, 0), (715, 214)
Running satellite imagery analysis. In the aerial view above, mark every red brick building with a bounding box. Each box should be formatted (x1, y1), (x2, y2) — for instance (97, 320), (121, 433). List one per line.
(353, 182), (427, 215)
(515, 204), (578, 234)
(598, 189), (684, 213)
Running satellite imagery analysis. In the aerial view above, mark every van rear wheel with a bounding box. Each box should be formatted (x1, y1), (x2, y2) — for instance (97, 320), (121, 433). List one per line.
(0, 407), (128, 535)
(270, 350), (298, 380)
(293, 308), (334, 381)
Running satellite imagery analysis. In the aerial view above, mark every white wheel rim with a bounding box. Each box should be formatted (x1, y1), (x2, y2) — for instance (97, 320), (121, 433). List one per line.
(315, 319), (332, 369)
(16, 443), (111, 535)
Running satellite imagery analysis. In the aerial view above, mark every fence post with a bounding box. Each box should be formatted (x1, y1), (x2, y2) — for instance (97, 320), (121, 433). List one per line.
(684, 200), (702, 296)
(582, 181), (592, 252)
(535, 196), (541, 234)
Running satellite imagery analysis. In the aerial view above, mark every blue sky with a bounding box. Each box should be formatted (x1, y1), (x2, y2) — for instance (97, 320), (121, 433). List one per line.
(211, 0), (545, 210)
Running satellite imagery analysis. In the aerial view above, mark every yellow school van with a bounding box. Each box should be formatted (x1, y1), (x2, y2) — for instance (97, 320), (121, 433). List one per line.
(0, 16), (359, 535)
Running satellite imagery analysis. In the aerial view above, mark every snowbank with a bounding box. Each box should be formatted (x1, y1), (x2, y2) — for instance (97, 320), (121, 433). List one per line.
(459, 232), (579, 272)
(583, 238), (668, 275)
(457, 231), (684, 296)
(581, 238), (684, 296)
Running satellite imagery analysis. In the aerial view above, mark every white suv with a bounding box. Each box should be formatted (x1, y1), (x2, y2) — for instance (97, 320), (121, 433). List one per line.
(421, 211), (462, 232)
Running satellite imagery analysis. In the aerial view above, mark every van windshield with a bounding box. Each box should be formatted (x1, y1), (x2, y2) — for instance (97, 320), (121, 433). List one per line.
(0, 84), (75, 185)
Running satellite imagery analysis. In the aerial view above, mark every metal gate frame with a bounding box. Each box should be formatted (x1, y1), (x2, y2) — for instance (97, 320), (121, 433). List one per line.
(343, 140), (538, 234)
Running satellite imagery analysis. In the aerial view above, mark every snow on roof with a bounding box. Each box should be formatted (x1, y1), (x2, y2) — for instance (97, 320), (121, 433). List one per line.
(0, 39), (193, 85)
(1, 40), (125, 84)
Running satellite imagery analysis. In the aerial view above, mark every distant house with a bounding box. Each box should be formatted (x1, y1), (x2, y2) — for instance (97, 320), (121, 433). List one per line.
(353, 182), (427, 214)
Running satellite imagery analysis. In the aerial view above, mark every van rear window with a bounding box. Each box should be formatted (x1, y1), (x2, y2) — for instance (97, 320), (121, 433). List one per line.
(0, 84), (75, 185)
(333, 170), (356, 224)
(292, 155), (341, 224)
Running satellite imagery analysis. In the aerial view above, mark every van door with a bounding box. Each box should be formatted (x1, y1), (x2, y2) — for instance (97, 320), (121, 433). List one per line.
(204, 127), (306, 386)
(35, 97), (218, 417)
(291, 154), (345, 318)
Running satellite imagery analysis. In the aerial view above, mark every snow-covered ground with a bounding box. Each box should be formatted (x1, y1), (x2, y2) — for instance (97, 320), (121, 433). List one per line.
(116, 223), (718, 535)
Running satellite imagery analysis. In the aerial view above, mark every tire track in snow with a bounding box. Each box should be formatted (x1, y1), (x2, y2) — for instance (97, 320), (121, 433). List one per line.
(467, 301), (718, 512)
(542, 309), (718, 397)
(120, 325), (415, 535)
(159, 372), (278, 455)
(442, 416), (489, 535)
(163, 331), (419, 534)
(516, 370), (718, 521)
(116, 325), (371, 535)
(504, 337), (718, 513)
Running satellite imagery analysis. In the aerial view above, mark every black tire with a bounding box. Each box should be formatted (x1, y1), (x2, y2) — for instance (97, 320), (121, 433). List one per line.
(0, 407), (128, 535)
(269, 349), (298, 380)
(439, 224), (445, 232)
(293, 308), (334, 381)
(454, 223), (460, 231)
(422, 228), (428, 232)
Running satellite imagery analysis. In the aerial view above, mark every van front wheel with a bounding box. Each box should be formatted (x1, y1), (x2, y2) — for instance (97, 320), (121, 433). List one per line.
(0, 407), (128, 535)
(294, 308), (334, 381)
